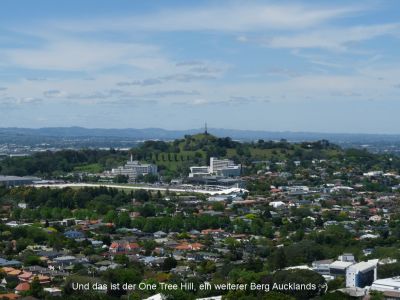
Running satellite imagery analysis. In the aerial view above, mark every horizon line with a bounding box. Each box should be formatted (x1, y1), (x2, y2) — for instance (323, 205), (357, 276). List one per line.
(1, 126), (400, 136)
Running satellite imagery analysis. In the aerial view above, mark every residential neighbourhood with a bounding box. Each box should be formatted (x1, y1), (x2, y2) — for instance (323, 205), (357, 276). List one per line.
(2, 0), (400, 298)
(1, 134), (400, 299)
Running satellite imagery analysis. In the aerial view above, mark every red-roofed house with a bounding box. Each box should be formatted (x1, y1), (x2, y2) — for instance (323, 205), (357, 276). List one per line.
(0, 293), (20, 300)
(18, 271), (33, 282)
(109, 240), (140, 255)
(15, 282), (30, 294)
(175, 242), (204, 251)
(201, 229), (225, 235)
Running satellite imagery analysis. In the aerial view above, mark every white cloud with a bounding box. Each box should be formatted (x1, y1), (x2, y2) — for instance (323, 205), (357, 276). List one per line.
(261, 23), (400, 50)
(1, 38), (169, 71)
(52, 3), (362, 32)
(0, 96), (43, 106)
(1, 1), (399, 114)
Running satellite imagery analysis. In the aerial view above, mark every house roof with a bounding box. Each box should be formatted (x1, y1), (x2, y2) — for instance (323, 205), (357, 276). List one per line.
(0, 258), (22, 267)
(129, 243), (139, 249)
(15, 282), (30, 292)
(36, 275), (51, 282)
(18, 271), (33, 280)
(0, 294), (20, 300)
(175, 242), (204, 251)
(8, 269), (23, 276)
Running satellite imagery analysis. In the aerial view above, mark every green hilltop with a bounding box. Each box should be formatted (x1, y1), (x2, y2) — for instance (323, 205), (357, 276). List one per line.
(1, 133), (398, 181)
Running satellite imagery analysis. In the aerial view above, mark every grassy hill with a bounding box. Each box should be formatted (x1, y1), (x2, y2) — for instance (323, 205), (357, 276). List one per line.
(130, 134), (343, 177)
(2, 133), (396, 180)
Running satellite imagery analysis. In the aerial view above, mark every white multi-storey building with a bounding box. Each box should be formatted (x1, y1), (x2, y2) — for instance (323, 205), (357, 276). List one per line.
(210, 157), (235, 173)
(210, 157), (241, 176)
(112, 155), (158, 179)
(189, 166), (210, 178)
(346, 260), (378, 288)
(189, 157), (241, 178)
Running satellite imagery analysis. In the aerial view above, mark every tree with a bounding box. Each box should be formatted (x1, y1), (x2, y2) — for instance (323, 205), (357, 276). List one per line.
(23, 254), (42, 266)
(272, 269), (325, 300)
(143, 240), (157, 255)
(29, 276), (44, 298)
(328, 276), (345, 290)
(102, 268), (143, 297)
(315, 215), (324, 227)
(139, 204), (156, 217)
(263, 291), (295, 300)
(116, 212), (131, 228)
(319, 291), (352, 300)
(0, 270), (6, 281)
(113, 175), (129, 183)
(101, 235), (111, 246)
(378, 262), (400, 278)
(104, 210), (117, 223)
(270, 248), (287, 270)
(114, 254), (129, 266)
(143, 174), (158, 183)
(369, 290), (384, 300)
(162, 256), (177, 271)
(134, 189), (150, 202)
(212, 202), (225, 211)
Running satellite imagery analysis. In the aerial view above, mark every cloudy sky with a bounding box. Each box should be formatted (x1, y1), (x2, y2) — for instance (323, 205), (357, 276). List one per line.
(1, 0), (400, 133)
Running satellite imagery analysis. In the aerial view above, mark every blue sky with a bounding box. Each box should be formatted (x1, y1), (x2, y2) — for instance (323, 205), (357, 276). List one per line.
(1, 0), (400, 133)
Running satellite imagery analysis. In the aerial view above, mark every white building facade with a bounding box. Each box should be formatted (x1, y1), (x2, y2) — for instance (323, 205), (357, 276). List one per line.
(112, 155), (158, 179)
(346, 260), (378, 288)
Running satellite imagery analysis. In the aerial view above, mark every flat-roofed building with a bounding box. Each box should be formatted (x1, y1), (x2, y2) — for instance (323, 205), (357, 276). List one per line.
(346, 260), (378, 288)
(0, 175), (41, 187)
(210, 157), (241, 177)
(189, 157), (241, 179)
(219, 165), (241, 177)
(372, 277), (400, 292)
(111, 155), (157, 179)
(338, 253), (356, 263)
(189, 166), (210, 178)
(329, 261), (354, 278)
(210, 157), (236, 173)
(312, 259), (334, 275)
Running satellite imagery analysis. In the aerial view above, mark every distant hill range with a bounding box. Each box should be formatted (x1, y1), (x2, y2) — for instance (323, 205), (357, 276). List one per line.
(1, 127), (400, 144)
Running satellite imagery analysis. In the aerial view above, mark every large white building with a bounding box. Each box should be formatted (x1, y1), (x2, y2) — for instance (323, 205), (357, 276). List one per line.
(189, 166), (210, 178)
(346, 260), (378, 288)
(0, 175), (41, 187)
(112, 155), (158, 179)
(329, 261), (354, 278)
(210, 157), (236, 173)
(219, 165), (241, 177)
(189, 157), (241, 178)
(371, 277), (400, 292)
